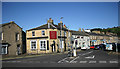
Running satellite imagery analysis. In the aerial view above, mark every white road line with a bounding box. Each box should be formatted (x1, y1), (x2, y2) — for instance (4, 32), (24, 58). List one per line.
(99, 61), (107, 63)
(79, 61), (87, 63)
(109, 61), (118, 63)
(58, 57), (68, 63)
(82, 51), (93, 56)
(85, 55), (95, 59)
(70, 56), (79, 63)
(89, 61), (96, 63)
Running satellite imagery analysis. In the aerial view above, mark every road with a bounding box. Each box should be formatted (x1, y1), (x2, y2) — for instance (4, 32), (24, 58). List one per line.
(2, 49), (120, 67)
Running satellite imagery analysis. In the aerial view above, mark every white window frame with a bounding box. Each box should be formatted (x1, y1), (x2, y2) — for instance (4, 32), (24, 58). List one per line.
(2, 32), (3, 40)
(42, 30), (45, 36)
(64, 31), (66, 36)
(30, 40), (37, 50)
(1, 46), (8, 54)
(0, 32), (3, 40)
(16, 33), (19, 41)
(39, 40), (46, 50)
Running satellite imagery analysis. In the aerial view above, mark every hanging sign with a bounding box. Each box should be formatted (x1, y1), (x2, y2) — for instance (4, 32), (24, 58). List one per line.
(50, 31), (57, 39)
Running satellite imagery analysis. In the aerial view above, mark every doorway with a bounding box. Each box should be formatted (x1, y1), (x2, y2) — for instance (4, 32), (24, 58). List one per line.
(17, 44), (21, 55)
(52, 41), (56, 52)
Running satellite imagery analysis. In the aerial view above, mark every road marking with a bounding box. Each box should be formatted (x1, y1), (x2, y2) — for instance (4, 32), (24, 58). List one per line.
(99, 61), (107, 63)
(85, 55), (95, 59)
(79, 61), (87, 63)
(70, 56), (79, 63)
(109, 61), (118, 63)
(89, 61), (96, 63)
(70, 61), (77, 63)
(82, 51), (93, 56)
(58, 57), (68, 63)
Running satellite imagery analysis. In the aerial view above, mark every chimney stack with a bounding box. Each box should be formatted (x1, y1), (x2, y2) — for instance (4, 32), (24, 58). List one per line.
(82, 28), (85, 32)
(79, 28), (81, 32)
(58, 21), (63, 28)
(47, 18), (53, 24)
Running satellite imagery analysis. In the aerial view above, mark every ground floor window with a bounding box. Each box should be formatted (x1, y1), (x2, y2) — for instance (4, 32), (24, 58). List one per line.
(40, 40), (46, 50)
(1, 46), (7, 54)
(31, 40), (37, 50)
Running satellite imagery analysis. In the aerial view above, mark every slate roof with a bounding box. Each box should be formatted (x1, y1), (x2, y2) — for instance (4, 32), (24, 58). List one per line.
(86, 32), (110, 36)
(0, 21), (22, 29)
(27, 23), (68, 31)
(69, 30), (89, 36)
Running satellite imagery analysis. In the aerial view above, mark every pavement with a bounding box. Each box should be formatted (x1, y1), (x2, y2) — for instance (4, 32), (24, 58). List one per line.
(1, 49), (120, 68)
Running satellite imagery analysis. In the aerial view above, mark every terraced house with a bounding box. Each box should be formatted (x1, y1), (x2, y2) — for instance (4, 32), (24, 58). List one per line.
(0, 21), (26, 56)
(26, 18), (70, 54)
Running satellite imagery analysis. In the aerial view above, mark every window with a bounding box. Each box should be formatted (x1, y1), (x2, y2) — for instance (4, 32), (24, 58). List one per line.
(30, 40), (37, 50)
(0, 32), (3, 40)
(42, 31), (45, 35)
(32, 31), (35, 36)
(1, 46), (7, 54)
(60, 31), (61, 36)
(64, 31), (66, 36)
(40, 40), (46, 50)
(69, 32), (70, 37)
(16, 33), (19, 41)
(81, 37), (83, 39)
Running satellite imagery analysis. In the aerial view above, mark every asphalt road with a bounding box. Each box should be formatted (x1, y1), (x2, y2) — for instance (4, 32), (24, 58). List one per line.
(2, 49), (120, 67)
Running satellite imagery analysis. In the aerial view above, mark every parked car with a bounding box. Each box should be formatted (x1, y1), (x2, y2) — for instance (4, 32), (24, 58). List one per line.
(106, 43), (113, 51)
(99, 44), (106, 50)
(94, 45), (100, 50)
(117, 43), (120, 52)
(81, 47), (87, 50)
(90, 45), (94, 49)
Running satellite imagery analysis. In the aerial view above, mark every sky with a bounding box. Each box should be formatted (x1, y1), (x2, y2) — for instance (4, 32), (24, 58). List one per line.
(2, 2), (118, 31)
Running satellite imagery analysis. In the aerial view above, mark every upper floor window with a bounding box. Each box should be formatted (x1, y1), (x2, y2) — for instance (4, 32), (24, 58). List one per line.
(69, 32), (70, 37)
(16, 33), (19, 41)
(32, 31), (35, 36)
(42, 30), (45, 36)
(60, 31), (61, 36)
(81, 37), (83, 39)
(0, 32), (3, 40)
(64, 31), (66, 36)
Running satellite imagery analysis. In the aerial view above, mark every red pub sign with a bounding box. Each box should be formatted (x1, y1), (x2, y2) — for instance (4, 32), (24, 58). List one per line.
(50, 31), (57, 39)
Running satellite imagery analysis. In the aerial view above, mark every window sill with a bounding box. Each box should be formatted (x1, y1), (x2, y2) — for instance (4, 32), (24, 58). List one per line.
(40, 49), (46, 51)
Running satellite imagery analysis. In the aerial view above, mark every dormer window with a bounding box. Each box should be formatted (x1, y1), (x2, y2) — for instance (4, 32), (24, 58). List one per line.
(42, 30), (45, 36)
(32, 31), (35, 36)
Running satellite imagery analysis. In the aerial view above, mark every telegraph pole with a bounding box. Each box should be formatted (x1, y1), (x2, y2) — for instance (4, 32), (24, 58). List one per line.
(60, 17), (63, 52)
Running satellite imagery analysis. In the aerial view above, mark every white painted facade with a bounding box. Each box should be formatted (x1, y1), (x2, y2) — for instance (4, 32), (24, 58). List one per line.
(72, 35), (90, 50)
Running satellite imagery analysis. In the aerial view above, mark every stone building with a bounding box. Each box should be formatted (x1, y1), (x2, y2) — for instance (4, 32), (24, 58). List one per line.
(0, 21), (26, 56)
(26, 18), (70, 54)
(70, 30), (90, 50)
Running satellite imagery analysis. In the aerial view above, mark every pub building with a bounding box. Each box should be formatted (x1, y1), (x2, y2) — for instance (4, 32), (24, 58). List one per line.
(26, 18), (70, 54)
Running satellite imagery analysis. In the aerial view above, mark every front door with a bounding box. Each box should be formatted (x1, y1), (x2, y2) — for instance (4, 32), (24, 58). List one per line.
(17, 45), (21, 55)
(52, 41), (56, 52)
